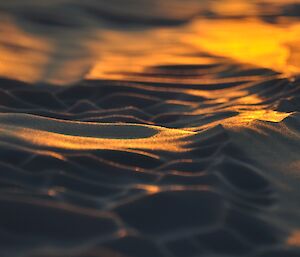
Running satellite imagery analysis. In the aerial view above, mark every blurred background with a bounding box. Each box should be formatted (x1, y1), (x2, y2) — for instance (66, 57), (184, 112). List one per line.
(0, 0), (299, 85)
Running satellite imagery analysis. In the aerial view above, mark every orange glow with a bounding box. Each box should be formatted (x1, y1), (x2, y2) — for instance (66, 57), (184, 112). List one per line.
(1, 2), (300, 84)
(186, 19), (300, 76)
(226, 110), (290, 125)
(135, 184), (161, 194)
(211, 0), (259, 16)
(0, 15), (52, 83)
(287, 230), (300, 246)
(86, 28), (215, 82)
